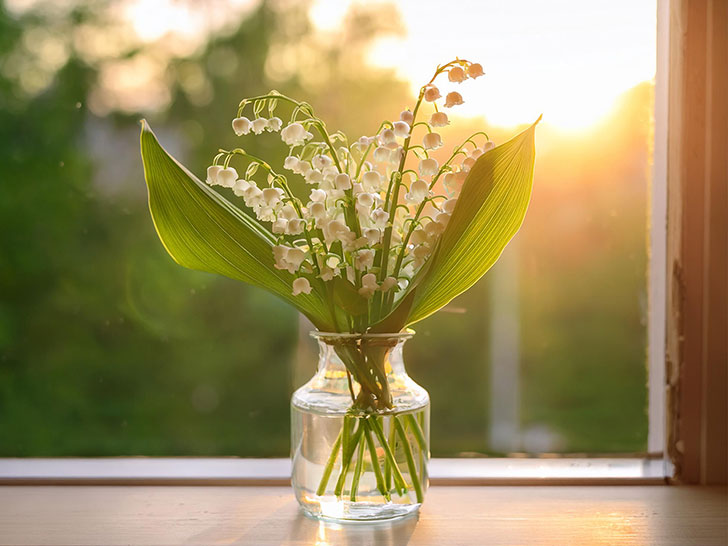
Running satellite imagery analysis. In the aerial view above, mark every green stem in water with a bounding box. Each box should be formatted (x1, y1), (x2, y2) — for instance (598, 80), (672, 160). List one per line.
(404, 413), (427, 452)
(370, 416), (407, 495)
(316, 428), (343, 496)
(349, 439), (366, 502)
(394, 416), (423, 503)
(334, 422), (364, 497)
(363, 418), (390, 501)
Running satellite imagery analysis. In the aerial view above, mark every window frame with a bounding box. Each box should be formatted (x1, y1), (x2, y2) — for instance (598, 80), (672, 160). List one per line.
(3, 0), (725, 485)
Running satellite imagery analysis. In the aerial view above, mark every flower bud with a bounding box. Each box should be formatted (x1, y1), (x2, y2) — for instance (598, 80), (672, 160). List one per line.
(448, 66), (467, 83)
(424, 85), (441, 102)
(467, 63), (485, 78)
(444, 91), (464, 108)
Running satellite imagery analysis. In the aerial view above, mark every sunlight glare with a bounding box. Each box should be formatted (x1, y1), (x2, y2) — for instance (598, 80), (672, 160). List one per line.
(311, 0), (656, 131)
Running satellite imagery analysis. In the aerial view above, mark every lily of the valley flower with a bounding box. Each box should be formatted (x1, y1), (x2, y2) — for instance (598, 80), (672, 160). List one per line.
(423, 132), (443, 150)
(292, 277), (312, 295)
(281, 122), (313, 146)
(448, 66), (467, 82)
(423, 85), (441, 102)
(418, 158), (439, 176)
(358, 273), (379, 298)
(444, 92), (464, 108)
(429, 112), (449, 127)
(232, 116), (252, 136)
(467, 63), (485, 78)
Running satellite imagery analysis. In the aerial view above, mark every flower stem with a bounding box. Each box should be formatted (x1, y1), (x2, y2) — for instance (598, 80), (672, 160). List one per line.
(369, 416), (407, 495)
(404, 413), (427, 452)
(349, 439), (366, 502)
(363, 418), (390, 501)
(394, 417), (424, 503)
(316, 428), (343, 496)
(334, 422), (364, 496)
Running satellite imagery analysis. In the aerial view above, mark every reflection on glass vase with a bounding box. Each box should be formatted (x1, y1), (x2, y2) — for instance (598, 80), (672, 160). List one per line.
(291, 331), (430, 521)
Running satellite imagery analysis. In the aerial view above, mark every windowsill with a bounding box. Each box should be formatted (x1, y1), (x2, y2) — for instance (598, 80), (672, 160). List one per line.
(1, 483), (725, 545)
(0, 457), (670, 485)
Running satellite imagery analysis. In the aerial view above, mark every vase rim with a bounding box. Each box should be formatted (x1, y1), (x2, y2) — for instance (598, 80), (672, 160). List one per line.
(310, 329), (414, 341)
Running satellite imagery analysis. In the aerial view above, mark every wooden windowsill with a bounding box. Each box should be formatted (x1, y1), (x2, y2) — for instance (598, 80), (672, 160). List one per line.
(0, 485), (725, 545)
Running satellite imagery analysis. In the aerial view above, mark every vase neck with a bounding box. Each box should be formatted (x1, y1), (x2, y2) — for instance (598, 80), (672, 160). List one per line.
(311, 332), (412, 411)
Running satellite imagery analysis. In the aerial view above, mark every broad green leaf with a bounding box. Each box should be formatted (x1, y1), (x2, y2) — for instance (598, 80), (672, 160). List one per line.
(139, 120), (336, 331)
(405, 118), (540, 326)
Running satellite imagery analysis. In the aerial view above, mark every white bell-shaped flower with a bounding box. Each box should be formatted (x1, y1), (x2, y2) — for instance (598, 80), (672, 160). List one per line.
(358, 273), (379, 298)
(251, 118), (268, 134)
(206, 165), (222, 186)
(442, 198), (458, 214)
(281, 122), (313, 146)
(371, 208), (389, 228)
(334, 173), (352, 190)
(418, 158), (439, 176)
(218, 167), (238, 188)
(361, 170), (383, 192)
(279, 204), (298, 220)
(423, 132), (443, 150)
(380, 276), (398, 292)
(232, 117), (251, 136)
(262, 187), (284, 207)
(272, 218), (288, 234)
(392, 121), (410, 138)
(292, 277), (312, 296)
(284, 156), (300, 172)
(430, 112), (449, 127)
(354, 248), (375, 271)
(309, 188), (326, 202)
(308, 201), (326, 220)
(363, 228), (381, 245)
(233, 179), (250, 196)
(483, 141), (495, 152)
(424, 85), (441, 102)
(378, 129), (396, 145)
(287, 218), (305, 235)
(243, 181), (264, 208)
(313, 154), (333, 170)
(444, 91), (464, 108)
(267, 117), (282, 132)
(356, 192), (375, 209)
(462, 157), (476, 172)
(405, 179), (430, 204)
(400, 109), (414, 125)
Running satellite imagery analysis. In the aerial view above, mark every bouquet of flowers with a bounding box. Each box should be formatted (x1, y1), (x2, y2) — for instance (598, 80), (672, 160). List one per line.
(141, 58), (537, 516)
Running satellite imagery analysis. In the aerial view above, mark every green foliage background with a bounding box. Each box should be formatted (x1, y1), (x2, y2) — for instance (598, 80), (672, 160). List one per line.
(0, 0), (647, 456)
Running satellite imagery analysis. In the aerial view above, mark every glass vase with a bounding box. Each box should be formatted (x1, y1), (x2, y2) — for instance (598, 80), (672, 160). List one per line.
(291, 331), (430, 521)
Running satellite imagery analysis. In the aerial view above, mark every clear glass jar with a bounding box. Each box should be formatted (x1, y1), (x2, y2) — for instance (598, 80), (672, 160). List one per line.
(291, 331), (430, 521)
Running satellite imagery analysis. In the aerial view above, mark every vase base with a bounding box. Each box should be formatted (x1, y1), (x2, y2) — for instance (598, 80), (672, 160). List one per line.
(299, 496), (421, 522)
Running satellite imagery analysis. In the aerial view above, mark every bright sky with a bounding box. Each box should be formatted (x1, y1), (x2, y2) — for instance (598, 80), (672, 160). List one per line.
(311, 0), (657, 130)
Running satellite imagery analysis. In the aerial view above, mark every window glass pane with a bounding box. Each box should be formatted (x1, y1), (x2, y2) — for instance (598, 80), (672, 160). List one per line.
(0, 0), (654, 456)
